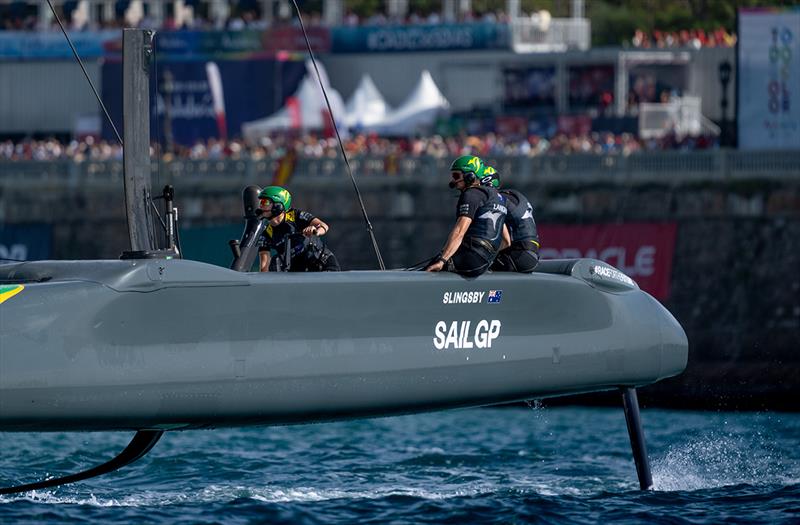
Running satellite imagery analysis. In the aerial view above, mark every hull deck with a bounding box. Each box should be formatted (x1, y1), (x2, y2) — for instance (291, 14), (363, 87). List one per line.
(0, 259), (687, 432)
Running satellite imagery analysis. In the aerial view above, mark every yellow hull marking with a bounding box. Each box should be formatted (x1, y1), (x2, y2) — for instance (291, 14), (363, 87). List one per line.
(0, 284), (24, 304)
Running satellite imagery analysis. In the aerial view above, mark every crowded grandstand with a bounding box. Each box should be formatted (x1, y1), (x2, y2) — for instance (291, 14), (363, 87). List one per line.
(1, 1), (742, 163)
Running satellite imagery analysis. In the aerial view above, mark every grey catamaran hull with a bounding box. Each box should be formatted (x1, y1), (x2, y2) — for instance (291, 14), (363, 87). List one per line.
(0, 258), (687, 433)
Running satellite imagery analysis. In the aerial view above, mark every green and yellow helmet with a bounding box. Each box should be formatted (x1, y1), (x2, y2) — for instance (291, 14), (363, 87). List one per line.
(258, 186), (292, 214)
(449, 155), (483, 185)
(479, 165), (501, 188)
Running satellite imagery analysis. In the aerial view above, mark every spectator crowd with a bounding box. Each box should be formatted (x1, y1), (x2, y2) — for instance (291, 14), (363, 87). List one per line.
(0, 131), (719, 163)
(630, 27), (736, 49)
(1, 0), (738, 51)
(1, 1), (513, 32)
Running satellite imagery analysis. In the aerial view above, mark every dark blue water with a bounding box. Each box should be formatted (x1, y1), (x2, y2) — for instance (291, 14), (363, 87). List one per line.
(1, 407), (798, 524)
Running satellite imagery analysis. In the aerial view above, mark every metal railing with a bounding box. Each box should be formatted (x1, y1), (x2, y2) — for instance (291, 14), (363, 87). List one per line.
(0, 150), (798, 187)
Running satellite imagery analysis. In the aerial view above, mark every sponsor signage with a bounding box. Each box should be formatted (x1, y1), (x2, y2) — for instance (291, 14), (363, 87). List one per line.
(0, 30), (117, 59)
(155, 30), (264, 56)
(263, 26), (331, 53)
(101, 58), (306, 146)
(0, 224), (52, 261)
(103, 29), (331, 58)
(0, 28), (332, 59)
(434, 320), (502, 350)
(538, 223), (677, 300)
(738, 8), (800, 150)
(332, 23), (510, 53)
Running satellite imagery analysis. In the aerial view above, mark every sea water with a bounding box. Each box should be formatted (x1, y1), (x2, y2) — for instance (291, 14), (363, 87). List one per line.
(1, 407), (798, 524)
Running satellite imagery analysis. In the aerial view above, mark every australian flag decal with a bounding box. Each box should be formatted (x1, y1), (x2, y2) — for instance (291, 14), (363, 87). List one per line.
(487, 290), (502, 303)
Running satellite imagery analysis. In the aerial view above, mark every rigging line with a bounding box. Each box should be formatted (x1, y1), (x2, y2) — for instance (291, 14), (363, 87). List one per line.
(289, 0), (386, 270)
(148, 194), (168, 235)
(45, 0), (123, 147)
(145, 188), (158, 249)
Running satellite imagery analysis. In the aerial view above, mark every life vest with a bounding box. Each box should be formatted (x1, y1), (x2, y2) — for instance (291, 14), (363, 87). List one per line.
(465, 186), (507, 251)
(501, 189), (539, 248)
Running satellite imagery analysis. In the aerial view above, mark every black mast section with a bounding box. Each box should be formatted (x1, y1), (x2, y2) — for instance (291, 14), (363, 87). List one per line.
(122, 29), (156, 253)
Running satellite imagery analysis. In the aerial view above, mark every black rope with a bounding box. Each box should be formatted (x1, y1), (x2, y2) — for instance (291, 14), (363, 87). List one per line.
(148, 194), (168, 234)
(45, 0), (123, 147)
(403, 256), (438, 271)
(289, 0), (385, 271)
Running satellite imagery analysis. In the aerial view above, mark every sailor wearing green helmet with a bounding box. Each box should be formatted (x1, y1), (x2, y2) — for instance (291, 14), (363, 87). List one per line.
(257, 186), (340, 272)
(478, 165), (541, 273)
(425, 155), (509, 278)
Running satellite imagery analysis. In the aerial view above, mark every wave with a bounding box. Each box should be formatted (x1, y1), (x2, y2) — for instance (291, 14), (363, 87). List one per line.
(652, 431), (795, 491)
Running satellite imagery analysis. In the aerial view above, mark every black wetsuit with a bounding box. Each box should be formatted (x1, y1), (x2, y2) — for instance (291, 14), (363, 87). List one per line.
(258, 209), (340, 272)
(449, 186), (507, 278)
(491, 189), (540, 273)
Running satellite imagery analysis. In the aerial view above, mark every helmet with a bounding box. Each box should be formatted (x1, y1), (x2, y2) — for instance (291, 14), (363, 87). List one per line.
(258, 186), (291, 215)
(479, 165), (500, 188)
(449, 155), (483, 185)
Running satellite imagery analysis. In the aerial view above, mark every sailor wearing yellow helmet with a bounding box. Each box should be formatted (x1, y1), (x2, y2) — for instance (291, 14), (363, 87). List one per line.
(425, 155), (509, 278)
(257, 186), (340, 272)
(478, 165), (540, 273)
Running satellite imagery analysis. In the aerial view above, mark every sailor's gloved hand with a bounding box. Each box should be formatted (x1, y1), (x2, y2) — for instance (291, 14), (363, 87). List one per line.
(425, 260), (445, 272)
(303, 226), (321, 237)
(425, 254), (448, 272)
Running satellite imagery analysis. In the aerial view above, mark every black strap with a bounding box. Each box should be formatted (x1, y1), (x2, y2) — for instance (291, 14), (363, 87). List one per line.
(465, 237), (497, 254)
(510, 239), (540, 252)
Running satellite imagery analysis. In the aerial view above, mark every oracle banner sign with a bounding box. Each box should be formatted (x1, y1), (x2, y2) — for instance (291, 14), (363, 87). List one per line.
(538, 223), (677, 300)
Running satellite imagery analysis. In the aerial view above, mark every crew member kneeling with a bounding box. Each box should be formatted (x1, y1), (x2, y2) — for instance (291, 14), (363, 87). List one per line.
(479, 166), (540, 273)
(257, 186), (340, 272)
(426, 156), (508, 278)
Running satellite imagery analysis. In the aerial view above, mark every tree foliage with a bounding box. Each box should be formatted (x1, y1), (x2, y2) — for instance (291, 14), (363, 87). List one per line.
(589, 0), (788, 45)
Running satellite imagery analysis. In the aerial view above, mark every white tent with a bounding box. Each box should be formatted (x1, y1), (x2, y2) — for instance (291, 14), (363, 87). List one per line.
(344, 74), (390, 130)
(242, 60), (346, 141)
(367, 70), (450, 136)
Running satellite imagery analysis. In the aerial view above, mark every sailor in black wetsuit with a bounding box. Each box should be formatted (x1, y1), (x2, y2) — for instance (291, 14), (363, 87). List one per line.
(257, 186), (340, 272)
(479, 166), (540, 273)
(426, 156), (508, 278)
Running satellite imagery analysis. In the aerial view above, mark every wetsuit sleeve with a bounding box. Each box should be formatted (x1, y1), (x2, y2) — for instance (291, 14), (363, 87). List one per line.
(296, 210), (316, 230)
(456, 188), (487, 220)
(258, 232), (272, 253)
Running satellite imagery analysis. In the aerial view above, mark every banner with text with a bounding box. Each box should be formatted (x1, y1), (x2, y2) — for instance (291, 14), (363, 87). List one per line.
(101, 28), (331, 58)
(0, 29), (330, 59)
(332, 23), (509, 53)
(0, 30), (118, 59)
(738, 8), (800, 150)
(538, 223), (677, 300)
(0, 224), (52, 261)
(101, 58), (306, 145)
